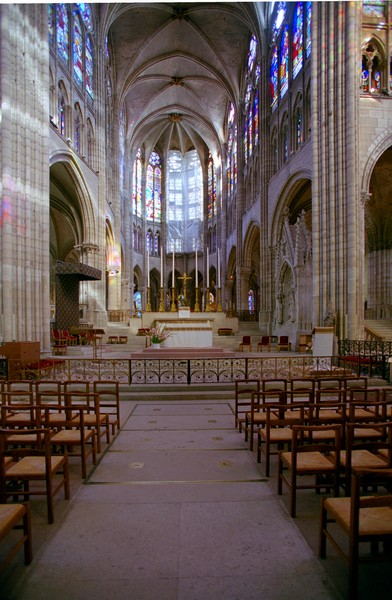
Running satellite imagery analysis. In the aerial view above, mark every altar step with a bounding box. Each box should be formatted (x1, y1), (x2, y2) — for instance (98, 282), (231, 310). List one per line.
(126, 383), (236, 402)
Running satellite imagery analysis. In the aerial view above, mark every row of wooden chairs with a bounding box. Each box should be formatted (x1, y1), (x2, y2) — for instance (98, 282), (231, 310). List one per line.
(234, 377), (392, 598)
(239, 335), (291, 352)
(0, 379), (121, 572)
(108, 335), (128, 344)
(0, 379), (120, 438)
(0, 380), (121, 527)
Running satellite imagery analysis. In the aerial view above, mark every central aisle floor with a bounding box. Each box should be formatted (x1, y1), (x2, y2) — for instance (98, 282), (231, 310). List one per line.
(2, 398), (345, 600)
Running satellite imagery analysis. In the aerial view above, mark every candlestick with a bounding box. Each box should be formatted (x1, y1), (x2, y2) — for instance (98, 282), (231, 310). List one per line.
(160, 247), (163, 287)
(206, 247), (209, 288)
(217, 247), (220, 288)
(195, 250), (198, 287)
(172, 250), (175, 287)
(147, 252), (150, 287)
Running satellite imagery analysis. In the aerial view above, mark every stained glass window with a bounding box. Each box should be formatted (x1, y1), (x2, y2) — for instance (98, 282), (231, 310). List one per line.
(59, 90), (66, 136)
(282, 117), (289, 162)
(167, 150), (203, 253)
(247, 35), (257, 72)
(57, 4), (69, 64)
(273, 2), (286, 41)
(305, 2), (312, 59)
(86, 34), (94, 99)
(248, 290), (255, 313)
(146, 230), (153, 255)
(243, 35), (259, 165)
(76, 3), (93, 31)
(254, 89), (259, 148)
(280, 25), (289, 98)
(48, 5), (54, 46)
(244, 82), (252, 164)
(270, 45), (278, 109)
(87, 119), (93, 163)
(296, 106), (303, 148)
(133, 291), (142, 317)
(75, 105), (81, 151)
(132, 149), (142, 217)
(146, 150), (162, 222)
(73, 13), (83, 86)
(227, 102), (235, 196)
(292, 3), (303, 79)
(363, 1), (385, 18)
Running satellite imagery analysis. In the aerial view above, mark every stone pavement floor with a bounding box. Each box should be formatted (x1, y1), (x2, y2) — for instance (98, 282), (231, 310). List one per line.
(1, 397), (389, 600)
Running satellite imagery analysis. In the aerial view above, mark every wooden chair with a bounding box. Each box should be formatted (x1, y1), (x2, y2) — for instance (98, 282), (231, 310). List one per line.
(239, 336), (252, 352)
(119, 336), (128, 344)
(0, 502), (32, 574)
(245, 389), (285, 451)
(234, 379), (261, 431)
(63, 391), (110, 454)
(257, 336), (270, 352)
(320, 468), (392, 600)
(45, 406), (97, 479)
(257, 403), (305, 477)
(278, 424), (342, 517)
(0, 428), (70, 524)
(61, 329), (78, 345)
(277, 336), (291, 352)
(93, 380), (121, 435)
(339, 422), (392, 495)
(108, 336), (119, 344)
(51, 332), (67, 356)
(36, 388), (79, 429)
(1, 391), (36, 428)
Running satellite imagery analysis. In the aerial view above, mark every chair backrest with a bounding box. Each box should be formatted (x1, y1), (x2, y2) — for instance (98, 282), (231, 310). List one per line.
(5, 380), (35, 393)
(262, 379), (288, 392)
(345, 422), (392, 463)
(0, 427), (52, 462)
(279, 336), (289, 344)
(291, 423), (342, 458)
(2, 390), (35, 406)
(63, 380), (90, 394)
(261, 336), (270, 344)
(251, 389), (285, 412)
(242, 336), (251, 344)
(265, 402), (305, 428)
(350, 468), (392, 533)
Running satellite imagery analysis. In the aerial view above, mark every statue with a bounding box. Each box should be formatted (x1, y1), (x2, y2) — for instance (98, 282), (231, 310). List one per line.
(323, 303), (335, 327)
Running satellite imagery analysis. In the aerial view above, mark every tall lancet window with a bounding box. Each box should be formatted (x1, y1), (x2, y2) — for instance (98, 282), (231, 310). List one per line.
(132, 149), (142, 218)
(146, 150), (162, 223)
(292, 2), (304, 79)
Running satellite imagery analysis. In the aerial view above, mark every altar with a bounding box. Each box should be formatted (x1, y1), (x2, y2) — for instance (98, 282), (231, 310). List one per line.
(156, 319), (213, 348)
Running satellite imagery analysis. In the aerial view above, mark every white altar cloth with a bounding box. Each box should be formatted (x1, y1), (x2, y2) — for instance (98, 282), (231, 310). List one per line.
(158, 319), (213, 348)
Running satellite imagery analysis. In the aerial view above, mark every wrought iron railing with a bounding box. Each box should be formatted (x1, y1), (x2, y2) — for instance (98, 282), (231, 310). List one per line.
(0, 355), (357, 385)
(338, 339), (392, 381)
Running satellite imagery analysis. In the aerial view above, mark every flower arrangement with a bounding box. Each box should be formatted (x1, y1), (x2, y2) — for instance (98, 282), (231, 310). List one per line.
(149, 324), (171, 344)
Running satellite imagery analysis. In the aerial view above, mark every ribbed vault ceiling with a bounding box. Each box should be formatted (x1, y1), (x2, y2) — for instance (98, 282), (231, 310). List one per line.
(104, 2), (264, 159)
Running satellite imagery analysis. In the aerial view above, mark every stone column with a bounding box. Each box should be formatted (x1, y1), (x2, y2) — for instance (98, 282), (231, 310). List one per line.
(311, 2), (362, 339)
(0, 5), (50, 346)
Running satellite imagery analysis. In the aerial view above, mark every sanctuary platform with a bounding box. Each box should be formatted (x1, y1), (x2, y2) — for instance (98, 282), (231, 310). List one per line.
(130, 347), (236, 359)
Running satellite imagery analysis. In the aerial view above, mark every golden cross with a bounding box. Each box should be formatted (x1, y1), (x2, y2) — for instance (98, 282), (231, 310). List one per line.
(177, 271), (192, 303)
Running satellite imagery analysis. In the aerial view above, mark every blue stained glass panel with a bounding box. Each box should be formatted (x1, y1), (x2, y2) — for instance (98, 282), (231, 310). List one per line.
(86, 34), (94, 99)
(270, 46), (278, 108)
(57, 4), (69, 64)
(280, 25), (289, 98)
(292, 2), (304, 79)
(306, 2), (312, 59)
(73, 14), (83, 86)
